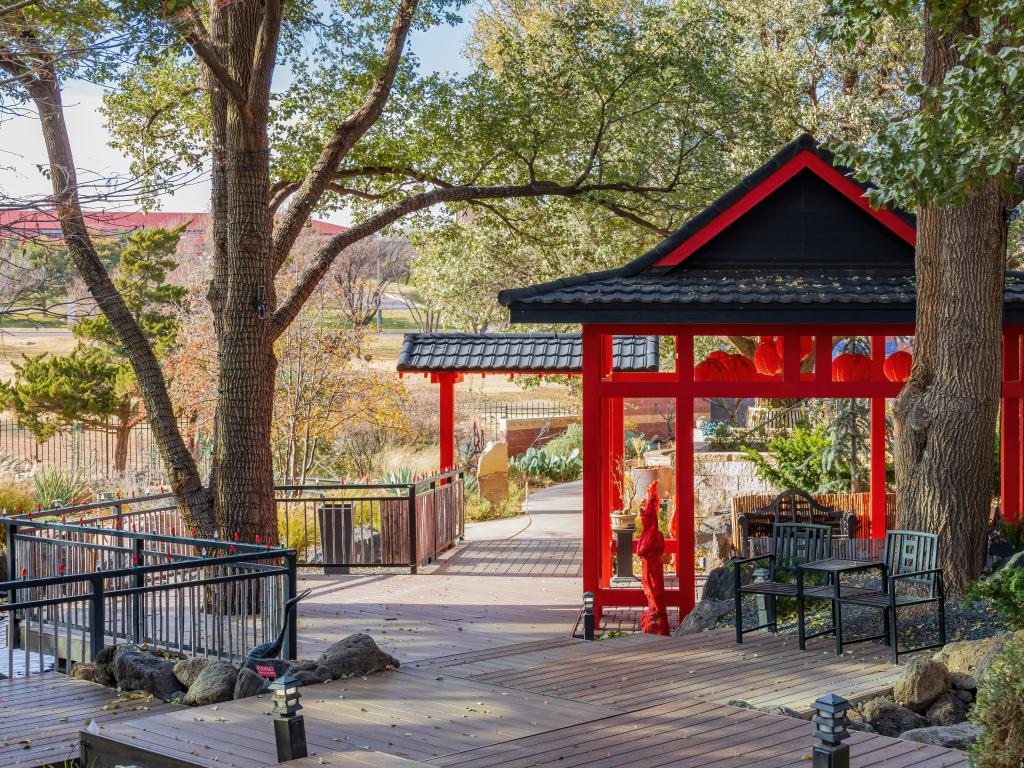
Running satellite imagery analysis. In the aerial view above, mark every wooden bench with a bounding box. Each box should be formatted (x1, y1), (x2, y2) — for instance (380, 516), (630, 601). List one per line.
(736, 488), (859, 555)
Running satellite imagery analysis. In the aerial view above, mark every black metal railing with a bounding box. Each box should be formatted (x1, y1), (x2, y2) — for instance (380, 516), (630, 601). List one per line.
(1, 517), (296, 678)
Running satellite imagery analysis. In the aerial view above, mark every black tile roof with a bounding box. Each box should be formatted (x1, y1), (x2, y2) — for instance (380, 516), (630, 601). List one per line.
(396, 333), (660, 373)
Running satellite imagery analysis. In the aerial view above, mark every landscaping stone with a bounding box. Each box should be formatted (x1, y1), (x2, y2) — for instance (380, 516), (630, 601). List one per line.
(860, 698), (928, 737)
(287, 659), (334, 686)
(933, 632), (1018, 680)
(954, 689), (974, 704)
(899, 723), (982, 750)
(233, 668), (270, 699)
(925, 692), (969, 726)
(173, 656), (213, 689)
(71, 662), (97, 682)
(845, 720), (877, 734)
(892, 657), (949, 712)
(700, 566), (735, 603)
(113, 647), (184, 700)
(316, 633), (399, 678)
(675, 600), (732, 635)
(725, 700), (803, 719)
(93, 643), (125, 687)
(949, 672), (977, 692)
(182, 661), (238, 706)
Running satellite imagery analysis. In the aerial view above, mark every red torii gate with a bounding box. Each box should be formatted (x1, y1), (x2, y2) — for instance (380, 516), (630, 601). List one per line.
(495, 134), (1024, 625)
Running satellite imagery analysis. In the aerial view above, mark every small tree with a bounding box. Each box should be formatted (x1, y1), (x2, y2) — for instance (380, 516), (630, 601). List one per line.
(0, 226), (185, 473)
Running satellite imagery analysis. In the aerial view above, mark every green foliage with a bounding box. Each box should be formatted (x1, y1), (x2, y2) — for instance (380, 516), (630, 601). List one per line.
(966, 565), (1024, 631)
(743, 425), (853, 493)
(510, 445), (582, 483)
(32, 466), (93, 509)
(997, 520), (1024, 552)
(465, 478), (526, 523)
(543, 423), (582, 459)
(827, 0), (1024, 208)
(970, 638), (1024, 768)
(0, 481), (34, 516)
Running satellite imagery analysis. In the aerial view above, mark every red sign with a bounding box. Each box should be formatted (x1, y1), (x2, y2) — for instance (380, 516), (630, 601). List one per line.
(255, 664), (278, 679)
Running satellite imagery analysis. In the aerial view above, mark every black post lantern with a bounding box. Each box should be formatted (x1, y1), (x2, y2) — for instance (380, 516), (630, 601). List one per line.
(269, 674), (307, 762)
(582, 591), (595, 640)
(811, 693), (851, 768)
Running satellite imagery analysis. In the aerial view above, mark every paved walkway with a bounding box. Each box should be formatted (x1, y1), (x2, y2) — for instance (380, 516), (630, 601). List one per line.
(294, 482), (584, 662)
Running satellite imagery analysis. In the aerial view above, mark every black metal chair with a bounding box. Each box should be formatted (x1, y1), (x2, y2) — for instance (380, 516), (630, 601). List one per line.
(732, 522), (832, 642)
(800, 530), (945, 664)
(736, 489), (858, 555)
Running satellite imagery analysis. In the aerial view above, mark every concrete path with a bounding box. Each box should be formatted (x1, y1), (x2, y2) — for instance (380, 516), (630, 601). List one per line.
(295, 482), (584, 664)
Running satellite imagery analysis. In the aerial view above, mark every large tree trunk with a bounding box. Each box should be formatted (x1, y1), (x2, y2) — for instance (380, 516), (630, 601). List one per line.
(891, 8), (1012, 593)
(113, 419), (132, 475)
(26, 70), (215, 531)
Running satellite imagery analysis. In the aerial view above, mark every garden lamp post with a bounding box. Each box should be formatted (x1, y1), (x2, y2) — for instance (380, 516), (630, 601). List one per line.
(811, 693), (851, 768)
(270, 675), (307, 762)
(582, 591), (595, 640)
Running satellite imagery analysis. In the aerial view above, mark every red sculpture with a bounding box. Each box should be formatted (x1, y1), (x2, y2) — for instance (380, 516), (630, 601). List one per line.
(637, 481), (670, 636)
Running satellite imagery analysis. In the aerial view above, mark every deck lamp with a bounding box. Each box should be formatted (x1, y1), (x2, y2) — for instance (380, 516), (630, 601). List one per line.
(582, 592), (595, 641)
(811, 693), (851, 768)
(269, 675), (307, 761)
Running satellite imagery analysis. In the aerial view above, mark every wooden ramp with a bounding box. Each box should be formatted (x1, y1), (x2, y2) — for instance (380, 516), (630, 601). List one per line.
(0, 673), (173, 768)
(82, 632), (966, 768)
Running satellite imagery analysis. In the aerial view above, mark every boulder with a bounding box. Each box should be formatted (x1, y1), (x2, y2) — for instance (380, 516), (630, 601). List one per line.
(846, 720), (877, 734)
(287, 659), (334, 686)
(316, 634), (399, 679)
(899, 723), (982, 750)
(242, 657), (290, 678)
(182, 661), (238, 706)
(925, 692), (969, 726)
(933, 632), (1023, 681)
(954, 689), (974, 705)
(71, 662), (97, 682)
(234, 668), (270, 699)
(674, 600), (732, 635)
(860, 698), (928, 737)
(113, 647), (184, 700)
(892, 657), (949, 712)
(701, 566), (736, 603)
(93, 643), (126, 687)
(173, 656), (213, 689)
(949, 672), (977, 692)
(725, 700), (802, 719)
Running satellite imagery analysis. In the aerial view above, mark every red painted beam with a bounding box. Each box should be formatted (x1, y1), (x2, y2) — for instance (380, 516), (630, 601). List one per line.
(1003, 333), (1021, 523)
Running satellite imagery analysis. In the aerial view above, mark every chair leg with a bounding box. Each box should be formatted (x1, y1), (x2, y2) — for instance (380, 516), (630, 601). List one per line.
(797, 595), (806, 650)
(938, 592), (947, 648)
(734, 575), (743, 644)
(888, 607), (899, 665)
(881, 608), (890, 646)
(767, 594), (777, 633)
(835, 600), (844, 656)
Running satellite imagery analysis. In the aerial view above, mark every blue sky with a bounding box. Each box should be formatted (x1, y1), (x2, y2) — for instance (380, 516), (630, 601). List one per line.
(0, 13), (475, 221)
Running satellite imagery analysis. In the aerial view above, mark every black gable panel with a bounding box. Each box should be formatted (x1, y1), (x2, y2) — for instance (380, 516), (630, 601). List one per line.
(677, 170), (914, 271)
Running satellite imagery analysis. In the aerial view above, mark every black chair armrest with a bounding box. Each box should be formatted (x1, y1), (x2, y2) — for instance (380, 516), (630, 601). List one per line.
(730, 554), (774, 568)
(890, 568), (942, 581)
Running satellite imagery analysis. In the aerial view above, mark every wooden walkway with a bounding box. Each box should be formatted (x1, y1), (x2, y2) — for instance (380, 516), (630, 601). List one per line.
(0, 673), (173, 768)
(82, 632), (967, 768)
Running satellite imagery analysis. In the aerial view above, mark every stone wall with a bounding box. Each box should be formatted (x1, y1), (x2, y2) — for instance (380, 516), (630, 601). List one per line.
(694, 452), (778, 519)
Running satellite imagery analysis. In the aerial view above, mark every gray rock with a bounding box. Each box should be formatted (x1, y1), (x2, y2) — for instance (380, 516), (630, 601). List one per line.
(892, 657), (949, 712)
(861, 697), (928, 737)
(674, 600), (732, 635)
(113, 647), (184, 700)
(701, 566), (736, 603)
(899, 722), (982, 750)
(933, 632), (1024, 681)
(173, 656), (213, 689)
(71, 662), (96, 682)
(993, 550), (1024, 573)
(94, 643), (128, 687)
(925, 692), (969, 726)
(287, 659), (334, 686)
(954, 689), (974, 704)
(316, 634), (399, 678)
(182, 661), (238, 706)
(242, 657), (290, 678)
(949, 672), (977, 692)
(846, 719), (877, 734)
(725, 700), (802, 719)
(234, 668), (270, 699)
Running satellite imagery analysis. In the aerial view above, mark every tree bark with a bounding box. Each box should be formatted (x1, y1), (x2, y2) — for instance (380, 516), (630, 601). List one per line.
(113, 418), (131, 474)
(891, 7), (1011, 592)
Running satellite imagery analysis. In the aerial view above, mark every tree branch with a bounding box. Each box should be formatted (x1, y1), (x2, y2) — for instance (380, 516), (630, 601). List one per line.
(270, 0), (419, 268)
(176, 6), (254, 129)
(597, 200), (672, 235)
(0, 0), (37, 18)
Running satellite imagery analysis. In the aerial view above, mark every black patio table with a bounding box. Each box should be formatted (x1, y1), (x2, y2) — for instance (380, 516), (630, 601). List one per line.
(796, 557), (888, 655)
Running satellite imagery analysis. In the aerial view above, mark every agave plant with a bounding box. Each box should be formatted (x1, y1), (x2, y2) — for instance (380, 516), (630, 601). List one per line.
(32, 466), (93, 509)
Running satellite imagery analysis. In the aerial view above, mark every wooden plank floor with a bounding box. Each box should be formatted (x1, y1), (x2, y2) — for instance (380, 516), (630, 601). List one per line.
(411, 629), (903, 715)
(0, 673), (173, 768)
(83, 634), (967, 768)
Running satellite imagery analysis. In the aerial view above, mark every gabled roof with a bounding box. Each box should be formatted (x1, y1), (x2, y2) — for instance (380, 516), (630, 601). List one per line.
(498, 135), (942, 324)
(396, 333), (660, 373)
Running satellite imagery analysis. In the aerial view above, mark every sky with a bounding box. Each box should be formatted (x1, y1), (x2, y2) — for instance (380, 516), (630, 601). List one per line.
(0, 16), (474, 226)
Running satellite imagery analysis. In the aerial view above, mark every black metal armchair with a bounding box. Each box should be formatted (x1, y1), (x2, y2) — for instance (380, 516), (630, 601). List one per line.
(732, 522), (832, 642)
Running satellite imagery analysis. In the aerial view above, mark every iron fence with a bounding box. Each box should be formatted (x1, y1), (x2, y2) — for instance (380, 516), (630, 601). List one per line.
(1, 516), (295, 678)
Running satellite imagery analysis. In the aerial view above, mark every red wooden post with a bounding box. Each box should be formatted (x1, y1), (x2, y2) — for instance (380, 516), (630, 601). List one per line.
(676, 332), (696, 619)
(603, 397), (624, 585)
(1002, 333), (1021, 523)
(437, 373), (457, 474)
(869, 336), (887, 538)
(582, 326), (604, 624)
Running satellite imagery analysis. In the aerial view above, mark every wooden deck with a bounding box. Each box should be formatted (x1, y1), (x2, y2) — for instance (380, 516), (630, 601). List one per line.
(81, 632), (967, 768)
(0, 673), (173, 768)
